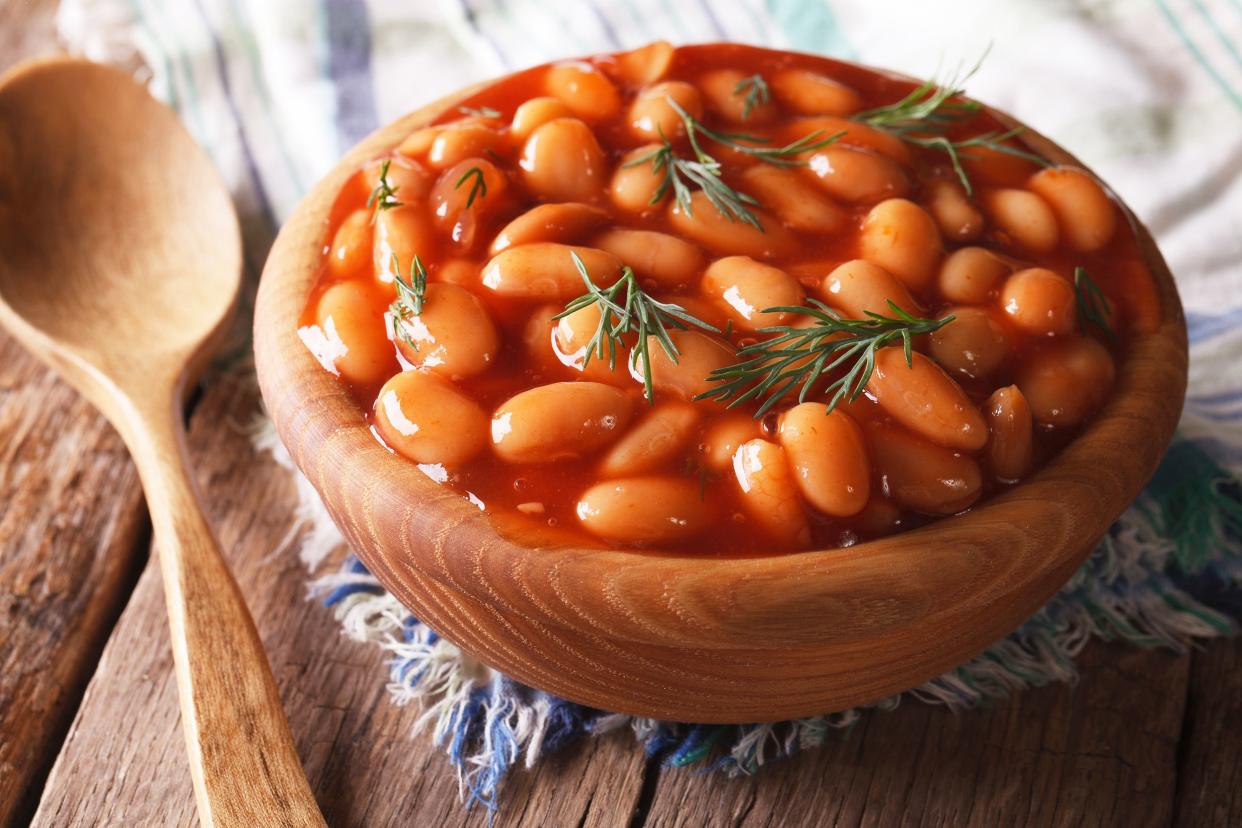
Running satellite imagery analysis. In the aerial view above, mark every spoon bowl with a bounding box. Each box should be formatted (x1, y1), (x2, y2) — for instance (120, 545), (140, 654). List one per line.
(0, 58), (238, 392)
(0, 58), (323, 827)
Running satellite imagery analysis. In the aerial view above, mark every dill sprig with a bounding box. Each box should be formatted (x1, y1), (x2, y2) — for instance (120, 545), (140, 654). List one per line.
(732, 73), (770, 120)
(553, 252), (719, 403)
(626, 97), (843, 228)
(454, 166), (488, 208)
(388, 254), (428, 348)
(1074, 267), (1114, 340)
(366, 160), (403, 220)
(458, 104), (501, 118)
(697, 299), (954, 417)
(853, 56), (1048, 195)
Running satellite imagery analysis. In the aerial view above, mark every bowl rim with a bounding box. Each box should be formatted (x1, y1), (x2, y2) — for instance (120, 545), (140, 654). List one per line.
(254, 43), (1188, 719)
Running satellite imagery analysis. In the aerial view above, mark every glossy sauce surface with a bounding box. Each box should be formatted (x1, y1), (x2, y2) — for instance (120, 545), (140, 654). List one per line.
(299, 43), (1156, 554)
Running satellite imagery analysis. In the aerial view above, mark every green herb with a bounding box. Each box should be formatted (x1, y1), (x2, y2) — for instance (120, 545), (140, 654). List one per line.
(458, 105), (501, 118)
(732, 73), (770, 120)
(1074, 267), (1114, 340)
(554, 252), (719, 403)
(366, 160), (403, 220)
(697, 300), (954, 417)
(853, 55), (1048, 195)
(454, 165), (488, 208)
(625, 97), (843, 228)
(388, 254), (428, 348)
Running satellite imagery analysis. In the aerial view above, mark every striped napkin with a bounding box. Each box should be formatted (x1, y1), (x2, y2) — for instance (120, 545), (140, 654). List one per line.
(59, 0), (1242, 815)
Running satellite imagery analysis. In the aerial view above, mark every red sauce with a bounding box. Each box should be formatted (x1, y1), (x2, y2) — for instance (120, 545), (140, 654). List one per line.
(298, 43), (1154, 555)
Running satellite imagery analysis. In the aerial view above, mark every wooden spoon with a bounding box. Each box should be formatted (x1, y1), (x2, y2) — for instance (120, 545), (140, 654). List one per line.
(0, 58), (324, 826)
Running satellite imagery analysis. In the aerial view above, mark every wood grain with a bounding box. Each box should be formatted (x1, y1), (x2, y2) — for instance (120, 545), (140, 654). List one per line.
(254, 45), (1190, 723)
(1174, 638), (1242, 826)
(0, 3), (149, 825)
(0, 58), (321, 825)
(32, 376), (650, 827)
(34, 375), (1211, 827)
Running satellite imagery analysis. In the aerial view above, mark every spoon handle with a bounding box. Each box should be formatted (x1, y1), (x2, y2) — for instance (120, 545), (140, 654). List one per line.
(124, 397), (326, 828)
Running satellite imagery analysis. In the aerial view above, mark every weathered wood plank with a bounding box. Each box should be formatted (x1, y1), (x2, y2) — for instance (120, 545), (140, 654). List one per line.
(32, 376), (648, 827)
(1174, 637), (1242, 827)
(0, 331), (148, 826)
(641, 644), (1188, 827)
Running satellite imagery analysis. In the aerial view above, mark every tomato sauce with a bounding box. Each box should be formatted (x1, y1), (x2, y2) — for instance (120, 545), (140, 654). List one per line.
(298, 42), (1154, 555)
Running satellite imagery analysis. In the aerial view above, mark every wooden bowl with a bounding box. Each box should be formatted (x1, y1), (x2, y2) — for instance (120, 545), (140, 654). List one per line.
(254, 49), (1187, 723)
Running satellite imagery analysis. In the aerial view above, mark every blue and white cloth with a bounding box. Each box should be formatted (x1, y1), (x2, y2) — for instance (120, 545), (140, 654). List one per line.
(59, 0), (1242, 815)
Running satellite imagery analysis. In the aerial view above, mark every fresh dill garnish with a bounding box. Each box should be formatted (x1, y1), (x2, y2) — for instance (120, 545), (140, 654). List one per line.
(366, 159), (403, 220)
(732, 73), (770, 120)
(625, 97), (843, 228)
(454, 165), (488, 208)
(1073, 267), (1114, 340)
(853, 55), (1048, 195)
(696, 299), (954, 418)
(388, 254), (428, 348)
(458, 105), (501, 118)
(553, 252), (719, 403)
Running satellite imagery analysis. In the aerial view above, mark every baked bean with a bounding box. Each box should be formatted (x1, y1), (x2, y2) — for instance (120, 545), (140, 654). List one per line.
(984, 385), (1034, 481)
(492, 381), (633, 463)
(982, 188), (1059, 252)
(362, 157), (432, 204)
(924, 180), (984, 241)
(860, 199), (942, 292)
(490, 202), (608, 254)
(428, 124), (503, 170)
(961, 143), (1043, 188)
(778, 116), (912, 163)
(374, 370), (488, 465)
(374, 206), (437, 284)
(610, 144), (667, 214)
(698, 68), (778, 124)
(631, 330), (735, 400)
(481, 243), (622, 300)
(660, 293), (731, 332)
(522, 304), (561, 372)
(576, 476), (715, 544)
(1000, 267), (1076, 336)
(869, 423), (983, 514)
(434, 258), (481, 286)
(544, 62), (622, 122)
(1027, 166), (1117, 253)
(397, 127), (438, 158)
(520, 118), (607, 203)
(510, 96), (574, 142)
(552, 302), (633, 386)
(311, 280), (397, 388)
(938, 247), (1010, 305)
(927, 307), (1008, 380)
(700, 414), (761, 471)
(771, 69), (861, 116)
(738, 165), (849, 234)
(817, 259), (918, 318)
(599, 402), (700, 477)
(429, 158), (508, 249)
(667, 191), (795, 259)
(327, 209), (372, 279)
(629, 81), (703, 141)
(392, 283), (499, 379)
(732, 439), (811, 547)
(852, 495), (904, 537)
(613, 40), (675, 86)
(590, 227), (705, 288)
(806, 146), (909, 204)
(866, 348), (988, 451)
(1017, 336), (1115, 428)
(702, 256), (805, 330)
(777, 404), (870, 516)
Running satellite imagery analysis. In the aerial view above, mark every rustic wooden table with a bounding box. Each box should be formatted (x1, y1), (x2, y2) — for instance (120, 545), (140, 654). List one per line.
(2, 2), (1240, 826)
